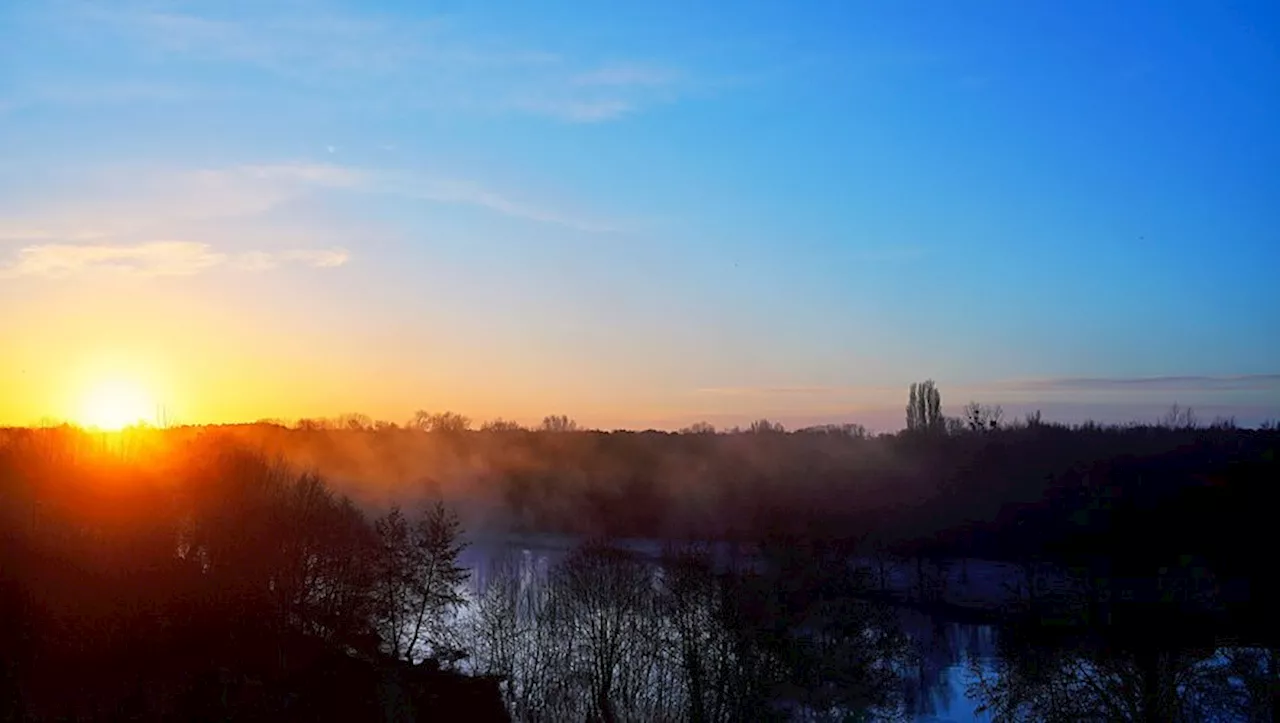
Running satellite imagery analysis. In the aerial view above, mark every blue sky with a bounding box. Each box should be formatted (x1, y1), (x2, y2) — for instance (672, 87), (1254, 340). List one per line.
(1, 0), (1278, 429)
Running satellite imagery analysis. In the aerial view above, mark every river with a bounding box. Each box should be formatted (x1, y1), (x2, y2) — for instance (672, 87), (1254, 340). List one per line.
(455, 534), (1270, 722)
(459, 534), (1001, 722)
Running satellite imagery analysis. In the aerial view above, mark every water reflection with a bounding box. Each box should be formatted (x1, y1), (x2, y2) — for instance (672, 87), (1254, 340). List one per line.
(964, 628), (1276, 722)
(894, 612), (996, 721)
(460, 539), (1274, 723)
(892, 616), (1277, 723)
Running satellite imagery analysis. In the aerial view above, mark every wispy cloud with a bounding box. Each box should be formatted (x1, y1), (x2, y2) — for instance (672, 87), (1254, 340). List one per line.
(220, 162), (616, 232)
(376, 172), (617, 232)
(0, 161), (613, 243)
(572, 63), (679, 87)
(0, 165), (326, 243)
(521, 62), (681, 122)
(63, 3), (692, 123)
(97, 8), (424, 75)
(232, 248), (350, 272)
(512, 97), (639, 123)
(239, 163), (366, 188)
(992, 375), (1280, 393)
(696, 386), (853, 397)
(695, 375), (1280, 401)
(0, 242), (347, 279)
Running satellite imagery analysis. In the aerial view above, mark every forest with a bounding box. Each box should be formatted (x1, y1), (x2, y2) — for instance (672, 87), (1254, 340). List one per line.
(2, 381), (1278, 721)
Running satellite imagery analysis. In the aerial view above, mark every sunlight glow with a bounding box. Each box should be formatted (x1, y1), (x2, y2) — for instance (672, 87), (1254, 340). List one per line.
(77, 377), (156, 431)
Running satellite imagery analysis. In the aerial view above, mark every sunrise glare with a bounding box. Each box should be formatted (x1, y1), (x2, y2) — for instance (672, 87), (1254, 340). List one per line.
(75, 376), (155, 431)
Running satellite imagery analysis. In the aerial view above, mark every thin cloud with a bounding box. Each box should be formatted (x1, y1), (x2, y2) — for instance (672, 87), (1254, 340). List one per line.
(0, 242), (348, 279)
(572, 63), (678, 87)
(240, 163), (365, 187)
(227, 161), (617, 231)
(692, 385), (908, 402)
(280, 248), (348, 267)
(66, 3), (694, 123)
(995, 375), (1280, 393)
(112, 9), (421, 75)
(0, 166), (322, 242)
(696, 386), (849, 397)
(521, 63), (681, 122)
(381, 174), (618, 232)
(514, 97), (637, 123)
(1, 162), (612, 240)
(0, 225), (111, 243)
(699, 376), (1280, 400)
(234, 248), (349, 272)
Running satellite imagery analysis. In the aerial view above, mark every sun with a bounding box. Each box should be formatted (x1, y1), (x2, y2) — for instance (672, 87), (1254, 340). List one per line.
(77, 377), (156, 431)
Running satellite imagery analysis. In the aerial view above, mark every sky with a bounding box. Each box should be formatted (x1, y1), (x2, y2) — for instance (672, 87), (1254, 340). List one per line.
(1, 0), (1278, 430)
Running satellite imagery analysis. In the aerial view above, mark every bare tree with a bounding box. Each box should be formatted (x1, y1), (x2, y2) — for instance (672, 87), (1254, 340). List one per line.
(747, 419), (785, 434)
(407, 411), (472, 433)
(1161, 404), (1198, 430)
(337, 412), (373, 431)
(963, 402), (1004, 432)
(407, 501), (470, 661)
(679, 421), (717, 435)
(372, 506), (414, 658)
(796, 423), (868, 439)
(539, 415), (579, 433)
(372, 502), (469, 662)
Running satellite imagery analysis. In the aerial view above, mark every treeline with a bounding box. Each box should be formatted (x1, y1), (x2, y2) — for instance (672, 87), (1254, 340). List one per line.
(194, 387), (1279, 643)
(211, 402), (1276, 550)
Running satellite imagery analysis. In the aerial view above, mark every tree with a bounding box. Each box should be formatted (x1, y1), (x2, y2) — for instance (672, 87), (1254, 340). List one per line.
(372, 502), (470, 662)
(481, 418), (525, 432)
(337, 412), (373, 431)
(797, 423), (868, 439)
(962, 402), (1004, 432)
(679, 421), (717, 435)
(540, 415), (579, 433)
(747, 419), (785, 434)
(1161, 404), (1198, 430)
(906, 380), (943, 432)
(373, 506), (414, 658)
(405, 501), (470, 662)
(407, 411), (472, 433)
(545, 543), (658, 722)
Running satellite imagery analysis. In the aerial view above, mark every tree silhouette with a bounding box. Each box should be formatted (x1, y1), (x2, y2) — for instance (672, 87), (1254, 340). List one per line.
(408, 411), (472, 433)
(907, 379), (943, 432)
(539, 414), (579, 433)
(373, 502), (469, 662)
